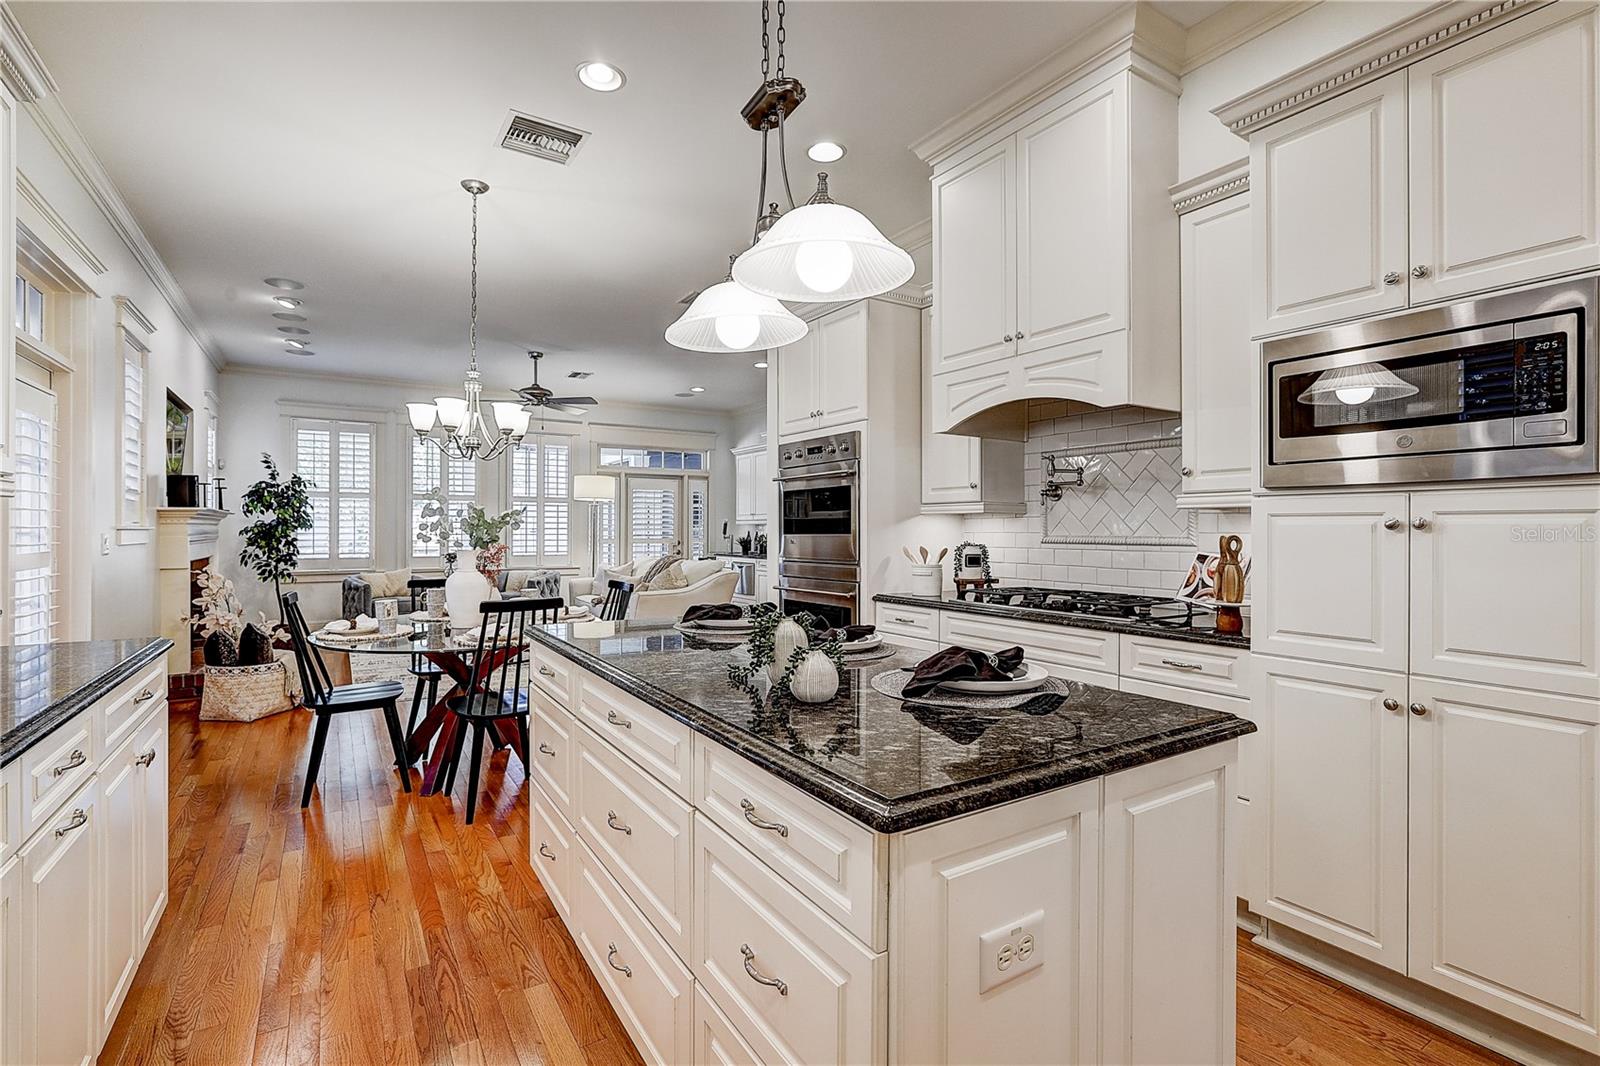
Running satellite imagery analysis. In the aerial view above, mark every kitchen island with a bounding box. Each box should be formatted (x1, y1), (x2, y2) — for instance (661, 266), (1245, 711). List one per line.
(525, 620), (1253, 1065)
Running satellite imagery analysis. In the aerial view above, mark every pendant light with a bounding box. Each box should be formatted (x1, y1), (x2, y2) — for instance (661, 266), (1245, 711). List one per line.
(1297, 362), (1419, 407)
(407, 180), (530, 462)
(665, 255), (808, 353)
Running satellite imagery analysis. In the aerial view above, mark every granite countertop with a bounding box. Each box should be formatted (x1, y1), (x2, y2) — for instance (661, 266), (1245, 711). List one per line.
(0, 637), (172, 768)
(873, 592), (1250, 649)
(530, 622), (1253, 833)
(714, 552), (768, 560)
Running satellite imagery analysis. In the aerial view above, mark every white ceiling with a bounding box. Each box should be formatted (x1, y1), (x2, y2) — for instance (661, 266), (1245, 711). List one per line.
(16, 1), (1225, 411)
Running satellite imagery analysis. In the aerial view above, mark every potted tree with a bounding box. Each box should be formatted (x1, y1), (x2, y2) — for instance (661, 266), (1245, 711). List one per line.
(238, 453), (312, 617)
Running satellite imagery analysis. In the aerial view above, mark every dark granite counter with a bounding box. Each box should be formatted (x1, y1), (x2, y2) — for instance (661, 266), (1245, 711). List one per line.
(0, 637), (172, 768)
(873, 592), (1251, 649)
(530, 621), (1253, 833)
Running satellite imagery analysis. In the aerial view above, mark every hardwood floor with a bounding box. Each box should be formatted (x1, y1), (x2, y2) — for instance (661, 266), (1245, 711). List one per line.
(104, 702), (1514, 1066)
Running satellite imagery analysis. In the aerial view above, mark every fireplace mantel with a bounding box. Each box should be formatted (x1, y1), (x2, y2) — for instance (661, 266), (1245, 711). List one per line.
(156, 507), (229, 673)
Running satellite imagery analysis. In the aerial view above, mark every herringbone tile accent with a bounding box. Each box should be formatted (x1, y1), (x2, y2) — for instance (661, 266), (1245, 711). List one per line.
(1043, 438), (1195, 547)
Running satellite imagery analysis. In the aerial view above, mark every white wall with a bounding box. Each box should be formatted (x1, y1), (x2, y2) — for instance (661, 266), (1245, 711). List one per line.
(217, 366), (740, 621)
(16, 102), (220, 642)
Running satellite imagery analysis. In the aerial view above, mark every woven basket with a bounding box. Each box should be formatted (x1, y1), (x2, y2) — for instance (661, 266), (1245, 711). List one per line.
(200, 655), (300, 723)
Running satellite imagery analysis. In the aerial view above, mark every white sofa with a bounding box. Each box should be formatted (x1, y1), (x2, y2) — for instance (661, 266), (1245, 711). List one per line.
(568, 557), (738, 621)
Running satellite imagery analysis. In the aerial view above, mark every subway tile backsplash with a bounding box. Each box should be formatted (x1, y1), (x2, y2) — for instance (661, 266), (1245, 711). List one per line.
(960, 401), (1250, 598)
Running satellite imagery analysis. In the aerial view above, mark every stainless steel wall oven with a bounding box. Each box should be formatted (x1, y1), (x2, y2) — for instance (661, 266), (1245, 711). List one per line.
(776, 431), (859, 625)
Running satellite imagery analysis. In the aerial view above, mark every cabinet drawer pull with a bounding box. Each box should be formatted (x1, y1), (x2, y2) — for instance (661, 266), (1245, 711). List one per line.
(605, 709), (632, 730)
(537, 665), (557, 678)
(136, 748), (158, 768)
(606, 810), (633, 835)
(740, 943), (788, 996)
(889, 615), (918, 625)
(538, 842), (557, 862)
(133, 688), (157, 704)
(50, 749), (86, 777)
(1159, 659), (1203, 671)
(740, 798), (789, 838)
(538, 742), (557, 757)
(54, 808), (88, 838)
(606, 943), (633, 978)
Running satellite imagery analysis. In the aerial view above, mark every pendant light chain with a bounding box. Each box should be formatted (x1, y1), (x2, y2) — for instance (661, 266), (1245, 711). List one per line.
(774, 0), (786, 78)
(468, 186), (479, 372)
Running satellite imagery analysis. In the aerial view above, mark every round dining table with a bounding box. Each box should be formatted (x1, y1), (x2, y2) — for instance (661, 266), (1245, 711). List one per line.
(307, 621), (529, 796)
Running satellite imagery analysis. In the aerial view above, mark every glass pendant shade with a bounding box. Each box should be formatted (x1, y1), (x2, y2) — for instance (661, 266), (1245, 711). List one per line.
(733, 178), (914, 303)
(665, 277), (808, 353)
(1298, 363), (1420, 406)
(491, 402), (531, 437)
(433, 395), (468, 428)
(406, 402), (438, 432)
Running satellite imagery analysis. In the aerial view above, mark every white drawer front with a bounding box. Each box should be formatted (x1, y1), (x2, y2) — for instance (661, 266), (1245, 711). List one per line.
(874, 602), (938, 641)
(575, 841), (694, 1066)
(576, 675), (694, 800)
(531, 643), (576, 708)
(530, 781), (575, 922)
(695, 737), (884, 951)
(1118, 635), (1250, 697)
(940, 612), (1118, 684)
(693, 816), (883, 1066)
(101, 661), (166, 758)
(695, 984), (766, 1066)
(20, 713), (93, 841)
(576, 726), (695, 958)
(530, 700), (576, 822)
(0, 757), (18, 866)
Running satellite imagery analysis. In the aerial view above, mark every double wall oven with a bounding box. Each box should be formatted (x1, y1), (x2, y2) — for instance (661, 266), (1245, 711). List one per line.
(1263, 278), (1596, 487)
(775, 431), (859, 627)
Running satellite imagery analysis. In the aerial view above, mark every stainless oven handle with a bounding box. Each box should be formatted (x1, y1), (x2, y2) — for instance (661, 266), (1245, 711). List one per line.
(778, 583), (858, 608)
(775, 465), (858, 483)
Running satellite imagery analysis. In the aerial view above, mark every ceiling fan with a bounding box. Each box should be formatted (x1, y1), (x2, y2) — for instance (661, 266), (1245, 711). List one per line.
(516, 351), (597, 416)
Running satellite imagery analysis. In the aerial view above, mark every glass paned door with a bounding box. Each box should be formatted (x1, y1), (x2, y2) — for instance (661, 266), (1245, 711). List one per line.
(625, 476), (680, 561)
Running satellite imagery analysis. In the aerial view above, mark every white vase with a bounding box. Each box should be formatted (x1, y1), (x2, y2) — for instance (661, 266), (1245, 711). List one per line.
(768, 617), (810, 682)
(789, 650), (840, 703)
(445, 548), (496, 630)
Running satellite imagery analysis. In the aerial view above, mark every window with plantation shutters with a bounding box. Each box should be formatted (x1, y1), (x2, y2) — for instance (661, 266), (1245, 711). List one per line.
(292, 417), (376, 568)
(12, 361), (58, 644)
(120, 333), (147, 526)
(688, 476), (710, 559)
(507, 435), (572, 567)
(411, 438), (480, 560)
(627, 476), (680, 560)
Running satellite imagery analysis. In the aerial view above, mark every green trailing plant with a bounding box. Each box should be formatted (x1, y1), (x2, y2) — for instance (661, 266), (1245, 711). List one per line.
(726, 605), (844, 708)
(461, 503), (524, 550)
(238, 453), (313, 614)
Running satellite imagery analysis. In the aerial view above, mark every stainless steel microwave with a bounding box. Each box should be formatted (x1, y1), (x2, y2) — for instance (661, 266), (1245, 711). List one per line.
(1262, 278), (1597, 488)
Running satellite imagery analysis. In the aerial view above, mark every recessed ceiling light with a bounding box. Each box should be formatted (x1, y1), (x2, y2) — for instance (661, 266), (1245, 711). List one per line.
(277, 326), (310, 335)
(689, 385), (706, 393)
(807, 141), (846, 163)
(576, 61), (626, 92)
(272, 312), (306, 323)
(286, 349), (315, 356)
(753, 361), (768, 369)
(285, 339), (308, 349)
(264, 277), (304, 290)
(272, 296), (302, 309)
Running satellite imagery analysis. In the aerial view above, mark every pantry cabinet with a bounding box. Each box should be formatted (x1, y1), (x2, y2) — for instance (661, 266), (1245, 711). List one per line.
(732, 444), (768, 525)
(1247, 3), (1600, 337)
(775, 300), (868, 440)
(21, 777), (101, 1066)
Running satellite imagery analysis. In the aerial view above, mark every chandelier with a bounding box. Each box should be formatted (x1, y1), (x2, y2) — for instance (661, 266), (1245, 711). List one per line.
(406, 180), (530, 462)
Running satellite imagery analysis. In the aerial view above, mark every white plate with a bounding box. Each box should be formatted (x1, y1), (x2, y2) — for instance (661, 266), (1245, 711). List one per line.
(559, 607), (591, 621)
(409, 610), (450, 622)
(938, 661), (1048, 694)
(843, 634), (883, 653)
(687, 617), (754, 630)
(322, 620), (379, 636)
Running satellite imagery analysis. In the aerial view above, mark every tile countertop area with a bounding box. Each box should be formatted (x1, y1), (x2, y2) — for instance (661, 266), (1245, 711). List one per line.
(0, 637), (172, 767)
(873, 591), (1251, 649)
(530, 622), (1254, 833)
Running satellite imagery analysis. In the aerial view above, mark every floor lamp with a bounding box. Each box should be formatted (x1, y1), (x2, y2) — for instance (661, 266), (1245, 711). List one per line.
(573, 474), (617, 578)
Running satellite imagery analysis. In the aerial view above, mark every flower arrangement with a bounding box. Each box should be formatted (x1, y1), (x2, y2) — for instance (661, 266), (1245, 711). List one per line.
(415, 491), (524, 582)
(191, 564), (289, 666)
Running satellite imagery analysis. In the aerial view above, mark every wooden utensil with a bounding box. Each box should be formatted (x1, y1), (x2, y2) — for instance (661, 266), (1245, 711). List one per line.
(902, 547), (918, 564)
(1216, 534), (1246, 635)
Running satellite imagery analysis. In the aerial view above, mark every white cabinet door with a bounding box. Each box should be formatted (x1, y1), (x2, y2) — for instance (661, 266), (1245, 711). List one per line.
(1017, 77), (1126, 355)
(135, 709), (168, 949)
(101, 735), (143, 1034)
(1408, 3), (1600, 303)
(1178, 192), (1254, 503)
(1251, 492), (1411, 672)
(1408, 678), (1600, 1052)
(1255, 656), (1409, 972)
(1251, 72), (1409, 337)
(748, 450), (767, 522)
(1411, 487), (1600, 698)
(932, 139), (1015, 374)
(775, 332), (818, 439)
(814, 301), (869, 431)
(921, 430), (982, 507)
(734, 451), (756, 523)
(21, 777), (100, 1066)
(1, 855), (22, 1066)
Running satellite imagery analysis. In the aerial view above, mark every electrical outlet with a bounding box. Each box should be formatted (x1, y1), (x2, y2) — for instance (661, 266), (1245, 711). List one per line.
(977, 909), (1044, 993)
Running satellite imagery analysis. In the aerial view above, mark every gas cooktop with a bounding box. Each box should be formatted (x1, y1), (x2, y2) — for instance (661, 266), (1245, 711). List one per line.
(958, 586), (1210, 629)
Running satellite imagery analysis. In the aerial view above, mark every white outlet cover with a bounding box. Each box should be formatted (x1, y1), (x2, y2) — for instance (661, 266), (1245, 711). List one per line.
(977, 909), (1044, 993)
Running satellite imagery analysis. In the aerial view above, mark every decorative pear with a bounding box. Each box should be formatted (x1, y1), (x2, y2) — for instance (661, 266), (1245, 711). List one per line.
(789, 649), (839, 703)
(768, 617), (810, 682)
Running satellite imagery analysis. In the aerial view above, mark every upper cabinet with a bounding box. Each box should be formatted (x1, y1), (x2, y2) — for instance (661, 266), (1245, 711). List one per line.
(919, 303), (1025, 514)
(732, 445), (768, 525)
(921, 40), (1180, 436)
(1225, 2), (1600, 338)
(774, 301), (869, 439)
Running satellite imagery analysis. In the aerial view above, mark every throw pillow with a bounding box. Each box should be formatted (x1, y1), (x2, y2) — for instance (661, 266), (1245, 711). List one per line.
(679, 558), (723, 585)
(502, 570), (530, 594)
(358, 566), (411, 599)
(648, 561), (690, 591)
(638, 554), (680, 586)
(237, 624), (275, 666)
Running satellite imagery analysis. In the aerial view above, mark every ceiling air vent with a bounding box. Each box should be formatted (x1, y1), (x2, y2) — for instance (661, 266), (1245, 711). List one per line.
(566, 370), (593, 379)
(499, 110), (589, 165)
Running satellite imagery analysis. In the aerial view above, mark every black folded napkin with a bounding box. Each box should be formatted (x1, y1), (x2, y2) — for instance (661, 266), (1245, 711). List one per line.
(814, 624), (877, 644)
(682, 603), (746, 623)
(904, 645), (1026, 698)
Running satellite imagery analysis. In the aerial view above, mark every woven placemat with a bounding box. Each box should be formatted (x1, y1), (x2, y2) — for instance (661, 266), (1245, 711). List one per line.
(870, 667), (1071, 709)
(840, 645), (897, 664)
(314, 628), (391, 646)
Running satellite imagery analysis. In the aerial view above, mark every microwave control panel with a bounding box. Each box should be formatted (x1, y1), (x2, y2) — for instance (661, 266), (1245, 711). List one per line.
(1515, 333), (1568, 415)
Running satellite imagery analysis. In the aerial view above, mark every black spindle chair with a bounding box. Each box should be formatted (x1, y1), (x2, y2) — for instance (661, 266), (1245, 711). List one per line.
(598, 579), (635, 621)
(441, 597), (562, 824)
(403, 577), (448, 741)
(281, 592), (411, 807)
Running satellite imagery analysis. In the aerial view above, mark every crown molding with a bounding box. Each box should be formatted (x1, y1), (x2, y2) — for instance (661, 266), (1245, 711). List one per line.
(116, 295), (156, 337)
(890, 216), (933, 255)
(17, 168), (107, 277)
(27, 94), (225, 371)
(789, 284), (929, 322)
(1180, 1), (1314, 73)
(910, 2), (1186, 166)
(1170, 158), (1250, 214)
(1211, 0), (1547, 136)
(0, 5), (57, 103)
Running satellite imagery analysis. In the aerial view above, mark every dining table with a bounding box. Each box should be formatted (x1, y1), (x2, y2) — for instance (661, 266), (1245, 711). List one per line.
(307, 620), (530, 796)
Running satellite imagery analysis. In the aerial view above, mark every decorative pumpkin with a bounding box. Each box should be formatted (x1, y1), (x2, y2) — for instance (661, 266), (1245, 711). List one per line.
(768, 617), (810, 682)
(203, 630), (239, 667)
(789, 650), (839, 703)
(237, 623), (275, 666)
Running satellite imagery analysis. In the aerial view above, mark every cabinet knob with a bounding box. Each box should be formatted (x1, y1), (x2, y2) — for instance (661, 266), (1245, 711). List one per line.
(1383, 516), (1402, 530)
(1411, 265), (1431, 279)
(1180, 466), (1193, 477)
(1015, 331), (1025, 339)
(968, 481), (978, 489)
(1003, 334), (1014, 343)
(1409, 702), (1428, 717)
(1383, 271), (1402, 286)
(1383, 698), (1401, 712)
(1412, 516), (1430, 531)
